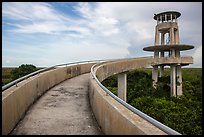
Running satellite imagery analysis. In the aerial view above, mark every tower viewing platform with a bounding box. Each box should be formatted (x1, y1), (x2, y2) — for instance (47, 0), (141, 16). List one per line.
(143, 11), (194, 97)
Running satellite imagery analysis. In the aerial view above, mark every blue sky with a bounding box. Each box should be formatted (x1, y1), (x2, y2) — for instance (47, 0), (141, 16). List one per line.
(2, 2), (202, 67)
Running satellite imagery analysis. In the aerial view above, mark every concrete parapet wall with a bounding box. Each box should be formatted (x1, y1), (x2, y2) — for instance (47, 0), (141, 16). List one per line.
(151, 56), (193, 66)
(89, 57), (167, 135)
(2, 63), (94, 135)
(96, 57), (153, 82)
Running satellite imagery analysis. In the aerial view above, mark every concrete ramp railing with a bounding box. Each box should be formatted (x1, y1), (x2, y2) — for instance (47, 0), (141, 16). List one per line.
(89, 56), (181, 135)
(2, 60), (104, 135)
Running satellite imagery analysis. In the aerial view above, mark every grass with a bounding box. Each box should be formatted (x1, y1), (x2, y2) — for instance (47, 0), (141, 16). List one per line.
(2, 67), (44, 86)
(2, 67), (16, 86)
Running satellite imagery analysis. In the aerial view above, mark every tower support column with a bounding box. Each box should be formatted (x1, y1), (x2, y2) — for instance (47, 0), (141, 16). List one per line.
(155, 26), (159, 45)
(118, 72), (127, 102)
(152, 66), (158, 88)
(153, 25), (159, 86)
(170, 65), (177, 97)
(170, 27), (175, 44)
(160, 33), (165, 77)
(175, 29), (179, 44)
(176, 65), (182, 96)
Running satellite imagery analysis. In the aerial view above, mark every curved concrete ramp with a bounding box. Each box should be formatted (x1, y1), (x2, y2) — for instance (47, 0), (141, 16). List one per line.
(10, 73), (103, 135)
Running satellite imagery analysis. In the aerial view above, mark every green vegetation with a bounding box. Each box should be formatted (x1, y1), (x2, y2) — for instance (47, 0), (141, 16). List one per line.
(10, 64), (38, 81)
(2, 64), (43, 87)
(102, 68), (202, 135)
(2, 67), (15, 86)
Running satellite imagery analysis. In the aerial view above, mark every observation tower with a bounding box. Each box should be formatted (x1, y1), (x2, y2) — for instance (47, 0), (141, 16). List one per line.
(143, 11), (194, 97)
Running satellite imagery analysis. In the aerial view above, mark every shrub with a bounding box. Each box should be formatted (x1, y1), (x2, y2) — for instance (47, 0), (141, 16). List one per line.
(11, 64), (38, 81)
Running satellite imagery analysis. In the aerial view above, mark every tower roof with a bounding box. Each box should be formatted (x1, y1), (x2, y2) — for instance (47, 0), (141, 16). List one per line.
(153, 11), (181, 21)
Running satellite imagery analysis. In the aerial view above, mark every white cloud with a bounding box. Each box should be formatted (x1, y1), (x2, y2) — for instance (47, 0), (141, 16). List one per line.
(73, 2), (94, 19)
(5, 60), (10, 64)
(192, 46), (202, 68)
(73, 2), (120, 36)
(2, 39), (129, 67)
(2, 2), (64, 21)
(10, 21), (67, 34)
(87, 16), (119, 36)
(3, 2), (78, 34)
(2, 2), (202, 67)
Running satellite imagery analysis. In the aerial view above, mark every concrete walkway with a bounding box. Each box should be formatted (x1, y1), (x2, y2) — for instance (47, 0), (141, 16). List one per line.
(10, 73), (103, 135)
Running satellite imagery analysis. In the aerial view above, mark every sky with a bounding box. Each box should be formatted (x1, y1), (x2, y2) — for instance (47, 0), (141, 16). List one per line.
(2, 2), (202, 68)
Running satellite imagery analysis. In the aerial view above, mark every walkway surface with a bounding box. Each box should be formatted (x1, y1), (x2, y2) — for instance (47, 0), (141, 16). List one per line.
(10, 73), (103, 135)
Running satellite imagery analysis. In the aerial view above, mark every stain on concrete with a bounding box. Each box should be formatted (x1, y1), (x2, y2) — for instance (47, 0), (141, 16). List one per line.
(10, 73), (103, 135)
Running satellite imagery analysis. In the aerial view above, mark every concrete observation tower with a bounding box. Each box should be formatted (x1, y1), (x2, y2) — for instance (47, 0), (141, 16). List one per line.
(143, 11), (194, 97)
